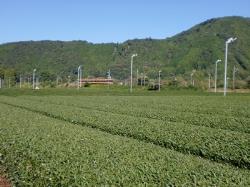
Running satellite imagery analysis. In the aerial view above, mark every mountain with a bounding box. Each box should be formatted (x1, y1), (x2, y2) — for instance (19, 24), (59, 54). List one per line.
(0, 16), (250, 82)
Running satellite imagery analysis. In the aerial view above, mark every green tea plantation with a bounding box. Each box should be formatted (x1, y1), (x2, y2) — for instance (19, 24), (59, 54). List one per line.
(0, 95), (250, 186)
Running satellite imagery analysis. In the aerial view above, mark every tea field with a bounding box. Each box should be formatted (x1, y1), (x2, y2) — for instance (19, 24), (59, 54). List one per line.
(0, 95), (250, 186)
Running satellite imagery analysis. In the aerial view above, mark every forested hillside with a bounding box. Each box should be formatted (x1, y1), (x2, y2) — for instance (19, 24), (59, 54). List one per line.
(0, 16), (249, 83)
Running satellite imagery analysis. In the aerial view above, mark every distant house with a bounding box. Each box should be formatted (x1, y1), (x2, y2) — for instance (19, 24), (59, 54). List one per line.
(81, 78), (113, 85)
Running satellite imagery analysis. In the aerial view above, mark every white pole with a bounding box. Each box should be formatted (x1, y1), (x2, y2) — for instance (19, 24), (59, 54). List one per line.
(191, 71), (195, 86)
(0, 78), (1, 89)
(130, 57), (133, 92)
(214, 59), (221, 93)
(33, 69), (36, 89)
(77, 65), (82, 89)
(130, 54), (137, 93)
(224, 42), (228, 96)
(80, 68), (82, 88)
(224, 37), (237, 96)
(158, 70), (161, 91)
(191, 73), (193, 86)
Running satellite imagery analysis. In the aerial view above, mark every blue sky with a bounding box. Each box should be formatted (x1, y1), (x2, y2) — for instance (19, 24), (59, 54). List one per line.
(0, 0), (250, 44)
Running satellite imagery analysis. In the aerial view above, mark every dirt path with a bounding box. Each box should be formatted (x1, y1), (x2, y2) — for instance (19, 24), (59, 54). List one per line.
(0, 176), (11, 187)
(0, 170), (11, 187)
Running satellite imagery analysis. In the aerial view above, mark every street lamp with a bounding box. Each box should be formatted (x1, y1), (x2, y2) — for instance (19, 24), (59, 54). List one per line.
(224, 37), (237, 96)
(214, 59), (221, 93)
(77, 65), (82, 89)
(33, 69), (36, 89)
(158, 70), (161, 91)
(130, 54), (137, 93)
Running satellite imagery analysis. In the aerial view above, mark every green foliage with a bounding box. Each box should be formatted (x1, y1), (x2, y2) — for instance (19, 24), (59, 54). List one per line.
(246, 76), (250, 88)
(39, 71), (56, 82)
(1, 95), (249, 170)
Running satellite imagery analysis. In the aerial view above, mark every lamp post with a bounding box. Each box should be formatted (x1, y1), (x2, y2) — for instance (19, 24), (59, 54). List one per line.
(214, 59), (221, 93)
(77, 65), (82, 89)
(158, 70), (161, 91)
(130, 54), (137, 93)
(224, 37), (237, 96)
(33, 69), (36, 89)
(232, 65), (238, 90)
